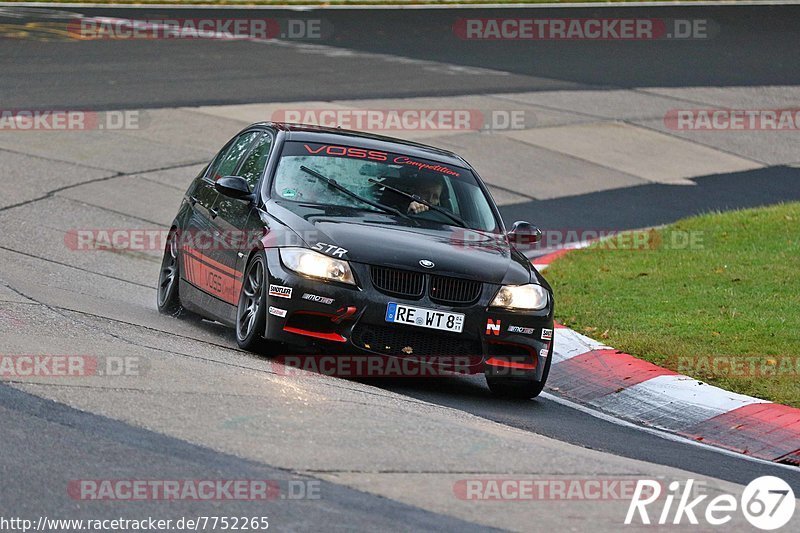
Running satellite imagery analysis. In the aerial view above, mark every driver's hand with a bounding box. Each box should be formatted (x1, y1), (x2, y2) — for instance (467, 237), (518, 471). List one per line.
(408, 201), (430, 214)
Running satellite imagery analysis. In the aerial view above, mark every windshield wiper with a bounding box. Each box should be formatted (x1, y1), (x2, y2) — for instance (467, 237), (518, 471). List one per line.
(299, 166), (410, 220)
(368, 178), (468, 228)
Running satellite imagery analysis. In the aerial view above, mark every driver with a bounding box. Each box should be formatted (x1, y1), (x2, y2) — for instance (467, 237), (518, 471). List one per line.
(380, 168), (446, 215)
(407, 171), (444, 214)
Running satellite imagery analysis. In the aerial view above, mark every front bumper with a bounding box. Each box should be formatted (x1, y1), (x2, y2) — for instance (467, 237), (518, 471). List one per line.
(261, 249), (554, 380)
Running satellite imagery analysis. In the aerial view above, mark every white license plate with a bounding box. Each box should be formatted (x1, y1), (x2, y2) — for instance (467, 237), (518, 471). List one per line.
(385, 302), (464, 333)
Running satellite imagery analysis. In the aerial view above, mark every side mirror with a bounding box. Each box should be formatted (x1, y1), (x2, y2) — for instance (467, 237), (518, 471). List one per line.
(507, 221), (542, 249)
(215, 176), (254, 202)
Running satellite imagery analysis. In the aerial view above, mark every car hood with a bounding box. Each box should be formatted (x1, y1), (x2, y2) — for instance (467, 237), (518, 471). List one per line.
(267, 201), (532, 285)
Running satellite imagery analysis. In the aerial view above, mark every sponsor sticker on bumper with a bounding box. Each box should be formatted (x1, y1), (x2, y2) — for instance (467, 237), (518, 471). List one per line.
(269, 284), (292, 299)
(302, 293), (334, 305)
(268, 306), (287, 318)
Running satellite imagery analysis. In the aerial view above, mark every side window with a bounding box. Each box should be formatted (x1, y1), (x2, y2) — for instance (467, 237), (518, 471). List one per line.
(206, 132), (259, 182)
(238, 132), (273, 189)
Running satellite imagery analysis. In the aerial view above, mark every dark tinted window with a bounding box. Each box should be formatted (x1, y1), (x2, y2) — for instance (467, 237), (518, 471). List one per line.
(207, 131), (259, 182)
(238, 132), (273, 188)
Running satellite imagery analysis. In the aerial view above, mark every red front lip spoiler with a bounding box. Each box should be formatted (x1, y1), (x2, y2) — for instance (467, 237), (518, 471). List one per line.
(282, 309), (355, 343)
(282, 327), (347, 343)
(485, 357), (537, 371)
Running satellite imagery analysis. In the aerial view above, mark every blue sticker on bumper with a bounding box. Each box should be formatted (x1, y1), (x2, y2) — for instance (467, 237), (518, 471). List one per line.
(385, 302), (397, 323)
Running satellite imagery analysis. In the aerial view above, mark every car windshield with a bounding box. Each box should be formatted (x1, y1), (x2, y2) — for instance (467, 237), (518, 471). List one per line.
(272, 141), (500, 232)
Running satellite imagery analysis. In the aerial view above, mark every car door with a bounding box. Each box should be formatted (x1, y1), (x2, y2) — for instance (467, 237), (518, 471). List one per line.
(182, 130), (259, 307)
(206, 129), (275, 314)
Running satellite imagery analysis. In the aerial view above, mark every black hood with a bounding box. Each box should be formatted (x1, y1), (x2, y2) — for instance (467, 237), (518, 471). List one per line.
(267, 201), (532, 285)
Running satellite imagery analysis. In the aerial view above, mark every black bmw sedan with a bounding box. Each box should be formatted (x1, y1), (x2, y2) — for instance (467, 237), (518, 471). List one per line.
(158, 123), (554, 398)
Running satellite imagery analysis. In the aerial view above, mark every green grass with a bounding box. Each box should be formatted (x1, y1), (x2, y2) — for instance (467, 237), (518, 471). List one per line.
(545, 202), (800, 407)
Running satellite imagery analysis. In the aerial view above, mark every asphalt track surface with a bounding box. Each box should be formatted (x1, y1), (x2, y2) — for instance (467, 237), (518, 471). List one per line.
(3, 3), (800, 231)
(3, 4), (800, 108)
(0, 385), (494, 532)
(1, 3), (800, 531)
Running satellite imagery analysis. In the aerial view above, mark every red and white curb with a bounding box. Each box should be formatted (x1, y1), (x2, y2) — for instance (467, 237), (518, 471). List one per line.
(534, 249), (800, 466)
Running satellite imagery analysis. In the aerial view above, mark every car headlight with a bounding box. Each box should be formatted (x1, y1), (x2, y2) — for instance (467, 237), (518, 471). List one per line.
(490, 284), (549, 310)
(279, 247), (356, 285)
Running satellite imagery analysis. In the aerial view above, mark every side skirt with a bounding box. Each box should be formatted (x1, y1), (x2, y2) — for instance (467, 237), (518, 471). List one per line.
(179, 278), (237, 327)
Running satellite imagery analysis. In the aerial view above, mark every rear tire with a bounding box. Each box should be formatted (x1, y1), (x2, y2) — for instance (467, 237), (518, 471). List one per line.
(157, 228), (183, 316)
(485, 352), (552, 399)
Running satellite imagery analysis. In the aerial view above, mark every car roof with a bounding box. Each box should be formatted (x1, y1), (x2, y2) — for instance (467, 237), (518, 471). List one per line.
(250, 122), (471, 169)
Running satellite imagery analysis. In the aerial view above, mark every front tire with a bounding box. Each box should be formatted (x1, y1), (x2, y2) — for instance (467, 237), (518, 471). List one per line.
(157, 228), (183, 316)
(236, 252), (272, 353)
(485, 352), (552, 399)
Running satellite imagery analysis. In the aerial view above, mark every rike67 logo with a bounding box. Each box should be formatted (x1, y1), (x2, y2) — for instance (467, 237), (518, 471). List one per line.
(626, 477), (795, 530)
